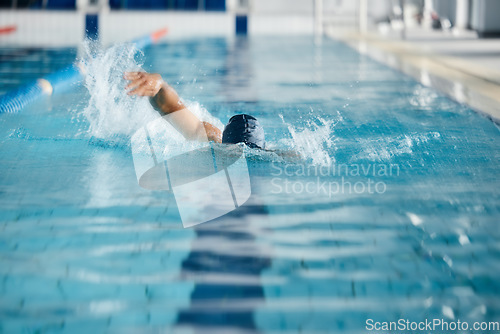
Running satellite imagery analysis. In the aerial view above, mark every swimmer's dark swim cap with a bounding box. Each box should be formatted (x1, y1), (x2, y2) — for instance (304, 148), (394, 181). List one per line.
(222, 114), (265, 149)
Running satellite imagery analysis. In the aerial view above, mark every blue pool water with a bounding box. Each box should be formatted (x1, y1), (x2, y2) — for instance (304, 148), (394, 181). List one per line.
(0, 48), (78, 95)
(0, 36), (499, 333)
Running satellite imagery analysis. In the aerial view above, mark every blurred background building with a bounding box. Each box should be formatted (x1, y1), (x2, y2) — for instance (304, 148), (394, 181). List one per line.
(1, 0), (500, 46)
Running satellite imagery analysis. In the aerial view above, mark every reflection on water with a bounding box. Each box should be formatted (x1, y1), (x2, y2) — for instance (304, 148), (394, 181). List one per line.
(176, 204), (271, 333)
(221, 37), (257, 103)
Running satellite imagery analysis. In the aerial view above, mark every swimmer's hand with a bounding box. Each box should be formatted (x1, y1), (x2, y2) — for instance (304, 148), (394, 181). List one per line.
(124, 72), (163, 97)
(124, 71), (222, 143)
(124, 71), (185, 115)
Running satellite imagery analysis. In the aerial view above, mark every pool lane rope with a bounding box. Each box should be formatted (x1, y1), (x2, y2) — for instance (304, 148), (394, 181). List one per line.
(0, 28), (168, 114)
(0, 25), (17, 35)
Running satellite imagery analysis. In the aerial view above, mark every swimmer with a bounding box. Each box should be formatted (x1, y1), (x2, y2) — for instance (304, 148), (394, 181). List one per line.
(124, 71), (266, 149)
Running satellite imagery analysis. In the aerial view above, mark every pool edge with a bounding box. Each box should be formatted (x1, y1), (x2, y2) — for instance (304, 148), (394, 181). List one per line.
(327, 30), (500, 125)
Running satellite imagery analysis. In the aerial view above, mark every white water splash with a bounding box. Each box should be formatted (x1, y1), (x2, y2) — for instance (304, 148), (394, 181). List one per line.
(184, 100), (224, 131)
(80, 40), (157, 139)
(351, 132), (441, 162)
(79, 40), (223, 145)
(278, 112), (340, 166)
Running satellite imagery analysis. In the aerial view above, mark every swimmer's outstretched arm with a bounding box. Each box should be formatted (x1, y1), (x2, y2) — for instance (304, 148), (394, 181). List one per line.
(124, 72), (222, 143)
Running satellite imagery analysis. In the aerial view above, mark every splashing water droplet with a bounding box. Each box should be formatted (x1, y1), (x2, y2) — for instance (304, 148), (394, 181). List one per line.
(80, 39), (157, 140)
(278, 113), (339, 166)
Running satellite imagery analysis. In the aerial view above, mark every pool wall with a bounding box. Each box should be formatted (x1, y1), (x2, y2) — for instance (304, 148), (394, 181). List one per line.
(0, 10), (315, 48)
(0, 11), (84, 47)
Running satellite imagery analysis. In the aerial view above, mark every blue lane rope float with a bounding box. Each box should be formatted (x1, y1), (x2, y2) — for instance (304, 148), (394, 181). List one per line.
(0, 80), (46, 114)
(0, 64), (84, 114)
(0, 28), (168, 114)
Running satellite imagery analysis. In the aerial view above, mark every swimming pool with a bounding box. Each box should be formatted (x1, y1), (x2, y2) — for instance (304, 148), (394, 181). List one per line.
(1, 36), (499, 333)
